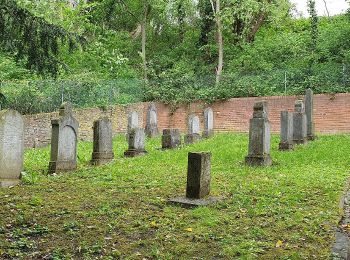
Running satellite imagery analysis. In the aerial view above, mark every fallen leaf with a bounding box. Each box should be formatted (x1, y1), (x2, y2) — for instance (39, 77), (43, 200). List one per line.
(276, 240), (283, 248)
(184, 227), (193, 232)
(150, 221), (157, 228)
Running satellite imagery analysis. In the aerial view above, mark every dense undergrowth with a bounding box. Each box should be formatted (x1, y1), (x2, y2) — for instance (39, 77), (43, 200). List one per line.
(0, 133), (349, 259)
(0, 1), (349, 114)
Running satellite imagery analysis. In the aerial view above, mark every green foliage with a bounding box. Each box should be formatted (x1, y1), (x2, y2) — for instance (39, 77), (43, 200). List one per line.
(0, 0), (83, 76)
(0, 79), (145, 114)
(0, 0), (349, 111)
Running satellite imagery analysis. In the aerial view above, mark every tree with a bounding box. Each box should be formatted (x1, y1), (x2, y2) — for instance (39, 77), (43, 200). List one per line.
(0, 0), (83, 76)
(210, 0), (223, 84)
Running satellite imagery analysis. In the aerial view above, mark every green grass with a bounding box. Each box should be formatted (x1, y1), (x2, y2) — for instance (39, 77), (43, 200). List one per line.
(0, 133), (350, 259)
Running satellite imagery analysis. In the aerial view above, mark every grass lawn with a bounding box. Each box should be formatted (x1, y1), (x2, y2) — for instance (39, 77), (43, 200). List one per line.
(0, 133), (349, 259)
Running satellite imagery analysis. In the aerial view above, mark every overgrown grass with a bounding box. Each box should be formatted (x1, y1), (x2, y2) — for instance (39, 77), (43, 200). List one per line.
(0, 133), (349, 259)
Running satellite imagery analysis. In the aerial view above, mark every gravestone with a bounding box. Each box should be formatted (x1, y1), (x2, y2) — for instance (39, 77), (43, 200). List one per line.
(279, 111), (294, 151)
(0, 110), (24, 187)
(124, 128), (147, 157)
(162, 129), (181, 149)
(203, 107), (214, 138)
(245, 101), (272, 166)
(91, 118), (114, 165)
(145, 103), (159, 138)
(305, 88), (316, 140)
(293, 100), (307, 145)
(127, 111), (139, 134)
(169, 152), (220, 207)
(184, 115), (201, 144)
(48, 102), (79, 174)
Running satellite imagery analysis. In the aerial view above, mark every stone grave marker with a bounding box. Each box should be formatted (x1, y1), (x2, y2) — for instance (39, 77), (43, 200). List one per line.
(91, 117), (114, 165)
(145, 103), (159, 138)
(169, 152), (220, 207)
(124, 128), (147, 157)
(0, 110), (24, 187)
(293, 100), (307, 145)
(184, 115), (201, 144)
(162, 129), (181, 149)
(203, 107), (214, 138)
(48, 102), (79, 174)
(305, 88), (316, 140)
(127, 111), (139, 133)
(279, 111), (294, 151)
(245, 101), (272, 166)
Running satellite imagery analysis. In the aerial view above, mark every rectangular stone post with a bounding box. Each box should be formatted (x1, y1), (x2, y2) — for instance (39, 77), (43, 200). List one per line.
(162, 129), (181, 149)
(245, 101), (272, 166)
(305, 88), (316, 140)
(91, 118), (114, 165)
(169, 152), (220, 207)
(293, 100), (307, 145)
(203, 107), (214, 138)
(279, 111), (294, 151)
(186, 152), (211, 199)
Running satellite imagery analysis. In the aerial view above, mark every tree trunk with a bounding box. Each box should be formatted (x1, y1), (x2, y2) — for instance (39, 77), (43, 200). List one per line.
(178, 1), (185, 42)
(210, 0), (223, 85)
(141, 5), (148, 81)
(246, 12), (266, 43)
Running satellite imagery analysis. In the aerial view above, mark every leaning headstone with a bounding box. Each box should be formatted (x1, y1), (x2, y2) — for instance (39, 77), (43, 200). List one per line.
(124, 128), (147, 157)
(162, 129), (181, 149)
(91, 118), (114, 165)
(169, 152), (220, 207)
(145, 103), (159, 138)
(279, 111), (294, 151)
(305, 88), (316, 140)
(0, 110), (24, 187)
(203, 107), (214, 138)
(48, 102), (79, 174)
(245, 101), (272, 166)
(184, 115), (201, 144)
(292, 100), (307, 145)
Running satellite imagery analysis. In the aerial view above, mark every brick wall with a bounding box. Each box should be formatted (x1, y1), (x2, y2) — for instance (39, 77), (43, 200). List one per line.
(23, 93), (350, 148)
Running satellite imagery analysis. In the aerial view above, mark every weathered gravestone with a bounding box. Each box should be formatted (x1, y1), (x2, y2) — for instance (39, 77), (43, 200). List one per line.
(293, 100), (307, 145)
(203, 107), (214, 138)
(305, 88), (316, 140)
(169, 152), (220, 207)
(48, 102), (78, 174)
(279, 111), (294, 151)
(245, 101), (272, 166)
(0, 110), (24, 187)
(162, 129), (181, 149)
(145, 103), (159, 138)
(124, 128), (147, 157)
(91, 117), (114, 165)
(127, 111), (139, 134)
(184, 115), (201, 144)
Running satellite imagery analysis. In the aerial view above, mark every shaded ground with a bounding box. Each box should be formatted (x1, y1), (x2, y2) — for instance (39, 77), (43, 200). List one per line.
(0, 133), (349, 259)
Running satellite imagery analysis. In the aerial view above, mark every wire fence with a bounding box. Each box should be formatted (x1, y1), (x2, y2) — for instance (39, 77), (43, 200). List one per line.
(0, 66), (349, 114)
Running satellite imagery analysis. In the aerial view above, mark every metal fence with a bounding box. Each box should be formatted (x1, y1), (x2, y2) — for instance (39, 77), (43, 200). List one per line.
(0, 66), (349, 114)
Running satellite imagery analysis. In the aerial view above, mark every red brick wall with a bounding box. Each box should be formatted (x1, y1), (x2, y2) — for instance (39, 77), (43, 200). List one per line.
(23, 93), (350, 148)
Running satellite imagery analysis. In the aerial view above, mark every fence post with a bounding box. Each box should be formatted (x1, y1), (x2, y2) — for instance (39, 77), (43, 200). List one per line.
(284, 71), (287, 94)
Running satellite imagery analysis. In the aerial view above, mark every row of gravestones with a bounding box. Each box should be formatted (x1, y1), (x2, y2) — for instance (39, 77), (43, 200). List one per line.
(245, 89), (316, 167)
(0, 102), (214, 187)
(170, 89), (317, 207)
(125, 105), (214, 155)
